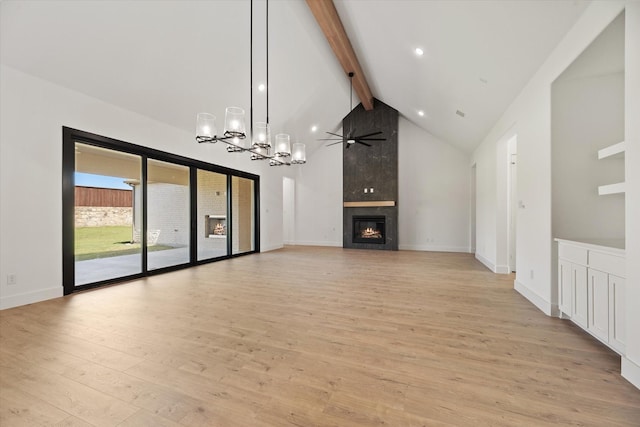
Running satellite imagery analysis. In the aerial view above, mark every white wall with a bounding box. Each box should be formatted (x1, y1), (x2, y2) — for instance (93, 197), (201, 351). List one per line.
(292, 117), (471, 251)
(622, 0), (640, 390)
(398, 117), (470, 252)
(472, 0), (640, 389)
(0, 65), (285, 309)
(293, 144), (343, 247)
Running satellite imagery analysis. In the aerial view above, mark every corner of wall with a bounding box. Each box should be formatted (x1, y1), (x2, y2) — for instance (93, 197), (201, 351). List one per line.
(622, 357), (640, 390)
(514, 279), (557, 317)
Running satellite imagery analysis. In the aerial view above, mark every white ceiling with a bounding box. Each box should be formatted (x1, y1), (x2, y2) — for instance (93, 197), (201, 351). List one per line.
(1, 0), (590, 154)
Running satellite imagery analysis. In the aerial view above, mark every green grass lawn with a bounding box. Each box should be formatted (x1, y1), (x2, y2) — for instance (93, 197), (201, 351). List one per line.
(75, 226), (172, 261)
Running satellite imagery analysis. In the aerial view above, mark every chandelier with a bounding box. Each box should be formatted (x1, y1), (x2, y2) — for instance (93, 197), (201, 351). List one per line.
(195, 0), (306, 166)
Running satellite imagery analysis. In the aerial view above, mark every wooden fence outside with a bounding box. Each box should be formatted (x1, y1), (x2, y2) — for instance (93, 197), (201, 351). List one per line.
(75, 186), (132, 207)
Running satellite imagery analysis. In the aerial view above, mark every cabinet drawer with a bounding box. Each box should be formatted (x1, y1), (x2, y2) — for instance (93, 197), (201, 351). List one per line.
(559, 244), (588, 265)
(589, 251), (625, 277)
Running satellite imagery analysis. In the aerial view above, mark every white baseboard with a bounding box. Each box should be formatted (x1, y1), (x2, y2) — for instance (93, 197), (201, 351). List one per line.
(514, 280), (558, 317)
(475, 253), (496, 272)
(293, 240), (342, 247)
(495, 264), (511, 274)
(0, 286), (62, 310)
(622, 357), (640, 391)
(260, 243), (284, 252)
(399, 244), (469, 253)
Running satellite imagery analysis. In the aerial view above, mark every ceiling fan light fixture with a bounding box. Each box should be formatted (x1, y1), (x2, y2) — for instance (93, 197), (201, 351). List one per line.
(320, 71), (385, 149)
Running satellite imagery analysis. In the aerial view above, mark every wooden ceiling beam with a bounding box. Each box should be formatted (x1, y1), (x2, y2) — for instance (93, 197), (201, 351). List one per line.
(306, 0), (374, 111)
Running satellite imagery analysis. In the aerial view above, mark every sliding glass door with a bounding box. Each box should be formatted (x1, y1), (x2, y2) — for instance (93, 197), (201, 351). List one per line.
(73, 143), (142, 286)
(63, 127), (260, 295)
(147, 159), (190, 270)
(197, 169), (229, 261)
(232, 176), (255, 255)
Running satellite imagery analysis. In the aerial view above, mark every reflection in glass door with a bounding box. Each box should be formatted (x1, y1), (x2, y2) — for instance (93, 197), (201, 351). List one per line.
(232, 176), (255, 255)
(74, 143), (142, 286)
(197, 170), (228, 260)
(147, 159), (190, 270)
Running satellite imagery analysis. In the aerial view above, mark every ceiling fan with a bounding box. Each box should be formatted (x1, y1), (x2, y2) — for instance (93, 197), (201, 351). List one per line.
(321, 72), (385, 149)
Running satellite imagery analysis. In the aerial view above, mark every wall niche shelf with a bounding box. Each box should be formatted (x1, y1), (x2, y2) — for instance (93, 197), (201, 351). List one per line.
(598, 182), (626, 196)
(597, 141), (625, 195)
(598, 141), (625, 159)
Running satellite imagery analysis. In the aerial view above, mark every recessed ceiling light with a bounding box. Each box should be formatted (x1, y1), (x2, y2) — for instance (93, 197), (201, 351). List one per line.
(258, 83), (266, 92)
(417, 110), (425, 117)
(311, 125), (318, 132)
(414, 47), (424, 57)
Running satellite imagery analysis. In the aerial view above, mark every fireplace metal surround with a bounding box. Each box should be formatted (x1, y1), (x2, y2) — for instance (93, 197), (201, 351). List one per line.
(353, 216), (385, 244)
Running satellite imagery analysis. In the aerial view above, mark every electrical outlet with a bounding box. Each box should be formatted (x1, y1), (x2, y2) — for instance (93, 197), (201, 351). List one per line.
(7, 274), (17, 286)
(370, 188), (374, 193)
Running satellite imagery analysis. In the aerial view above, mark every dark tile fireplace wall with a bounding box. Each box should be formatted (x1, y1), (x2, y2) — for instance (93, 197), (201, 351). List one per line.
(343, 98), (399, 250)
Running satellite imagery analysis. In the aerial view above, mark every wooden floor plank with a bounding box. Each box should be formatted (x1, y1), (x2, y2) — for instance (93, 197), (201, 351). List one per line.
(1, 246), (639, 426)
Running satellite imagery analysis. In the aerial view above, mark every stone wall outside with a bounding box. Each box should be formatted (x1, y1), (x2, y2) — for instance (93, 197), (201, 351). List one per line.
(75, 207), (133, 227)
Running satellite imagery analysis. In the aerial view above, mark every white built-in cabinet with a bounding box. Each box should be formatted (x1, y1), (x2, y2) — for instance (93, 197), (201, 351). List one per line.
(556, 239), (626, 354)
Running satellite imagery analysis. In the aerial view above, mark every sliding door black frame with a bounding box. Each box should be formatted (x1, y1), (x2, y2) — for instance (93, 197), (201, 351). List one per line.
(62, 127), (260, 296)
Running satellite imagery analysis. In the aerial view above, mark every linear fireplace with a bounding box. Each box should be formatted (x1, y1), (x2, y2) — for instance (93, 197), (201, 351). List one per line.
(353, 216), (386, 244)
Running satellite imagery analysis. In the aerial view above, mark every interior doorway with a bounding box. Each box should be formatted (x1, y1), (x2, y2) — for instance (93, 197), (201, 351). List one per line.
(507, 136), (518, 273)
(470, 164), (477, 253)
(283, 177), (295, 245)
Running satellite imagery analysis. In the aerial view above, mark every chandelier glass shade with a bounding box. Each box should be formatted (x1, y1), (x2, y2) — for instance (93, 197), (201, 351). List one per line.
(252, 121), (271, 149)
(274, 133), (291, 157)
(291, 143), (306, 164)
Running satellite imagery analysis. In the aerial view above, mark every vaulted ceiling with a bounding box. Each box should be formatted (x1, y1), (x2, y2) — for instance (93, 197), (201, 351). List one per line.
(1, 0), (590, 154)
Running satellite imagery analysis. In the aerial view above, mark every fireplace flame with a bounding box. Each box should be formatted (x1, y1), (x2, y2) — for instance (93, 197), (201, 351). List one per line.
(361, 227), (382, 238)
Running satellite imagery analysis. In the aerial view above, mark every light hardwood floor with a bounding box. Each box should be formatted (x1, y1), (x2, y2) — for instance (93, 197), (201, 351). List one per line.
(1, 246), (639, 426)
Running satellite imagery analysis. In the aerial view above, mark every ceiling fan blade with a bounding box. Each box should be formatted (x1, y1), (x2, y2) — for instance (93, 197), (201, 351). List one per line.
(326, 141), (344, 147)
(318, 138), (343, 141)
(355, 131), (383, 139)
(359, 137), (386, 141)
(325, 131), (346, 139)
(356, 141), (372, 147)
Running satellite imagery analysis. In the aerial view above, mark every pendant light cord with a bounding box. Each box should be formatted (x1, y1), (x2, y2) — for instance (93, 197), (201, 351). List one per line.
(266, 0), (269, 126)
(250, 0), (253, 137)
